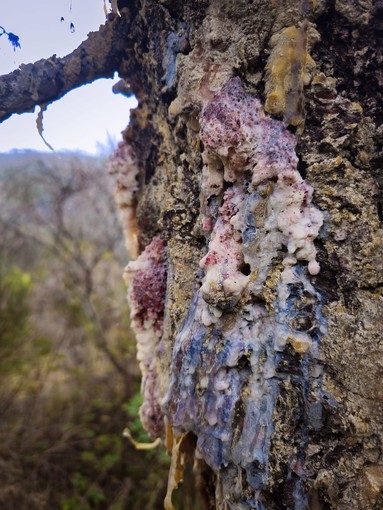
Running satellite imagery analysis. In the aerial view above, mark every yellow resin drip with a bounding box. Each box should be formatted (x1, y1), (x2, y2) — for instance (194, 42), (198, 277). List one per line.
(164, 433), (186, 510)
(265, 22), (315, 127)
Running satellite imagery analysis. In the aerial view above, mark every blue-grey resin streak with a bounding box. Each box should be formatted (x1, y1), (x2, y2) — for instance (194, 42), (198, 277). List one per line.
(165, 269), (326, 508)
(163, 188), (326, 509)
(162, 24), (189, 91)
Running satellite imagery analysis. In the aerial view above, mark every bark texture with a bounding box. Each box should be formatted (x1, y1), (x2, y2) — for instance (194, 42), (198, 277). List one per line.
(3, 1), (383, 509)
(115, 1), (383, 509)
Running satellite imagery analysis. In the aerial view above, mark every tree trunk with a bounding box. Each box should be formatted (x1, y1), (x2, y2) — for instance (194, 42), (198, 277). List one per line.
(114, 1), (383, 508)
(3, 1), (383, 508)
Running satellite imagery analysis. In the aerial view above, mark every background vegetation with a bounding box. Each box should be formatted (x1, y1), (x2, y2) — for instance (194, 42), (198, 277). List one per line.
(0, 151), (172, 510)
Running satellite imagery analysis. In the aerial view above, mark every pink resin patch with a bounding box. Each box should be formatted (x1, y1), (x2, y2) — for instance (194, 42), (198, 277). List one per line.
(128, 237), (167, 332)
(200, 186), (248, 303)
(199, 77), (323, 279)
(124, 236), (167, 437)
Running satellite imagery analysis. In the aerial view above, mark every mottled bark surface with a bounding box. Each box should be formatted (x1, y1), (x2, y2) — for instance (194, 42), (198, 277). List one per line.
(2, 1), (383, 508)
(117, 1), (383, 509)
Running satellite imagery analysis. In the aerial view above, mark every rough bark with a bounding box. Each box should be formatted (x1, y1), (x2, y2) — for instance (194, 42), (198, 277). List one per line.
(3, 1), (383, 509)
(115, 1), (383, 509)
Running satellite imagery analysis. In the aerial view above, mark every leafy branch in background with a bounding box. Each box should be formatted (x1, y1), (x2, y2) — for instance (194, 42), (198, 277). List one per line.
(0, 25), (20, 50)
(0, 266), (31, 376)
(0, 152), (173, 510)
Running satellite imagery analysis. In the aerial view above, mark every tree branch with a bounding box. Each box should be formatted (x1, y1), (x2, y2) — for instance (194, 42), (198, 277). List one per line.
(0, 11), (132, 123)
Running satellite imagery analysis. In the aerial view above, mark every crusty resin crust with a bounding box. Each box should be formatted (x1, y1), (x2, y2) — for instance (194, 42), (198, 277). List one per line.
(124, 236), (167, 437)
(164, 78), (326, 509)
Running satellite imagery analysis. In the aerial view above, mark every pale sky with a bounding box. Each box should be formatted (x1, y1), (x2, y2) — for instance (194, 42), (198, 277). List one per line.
(0, 0), (137, 154)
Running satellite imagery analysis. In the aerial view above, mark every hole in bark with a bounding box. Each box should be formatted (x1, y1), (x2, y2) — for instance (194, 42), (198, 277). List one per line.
(378, 202), (383, 223)
(339, 202), (360, 215)
(237, 354), (251, 370)
(239, 262), (251, 275)
(297, 158), (308, 179)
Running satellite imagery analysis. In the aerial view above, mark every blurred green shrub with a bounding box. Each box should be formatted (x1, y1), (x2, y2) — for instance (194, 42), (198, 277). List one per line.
(0, 265), (31, 374)
(0, 152), (171, 510)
